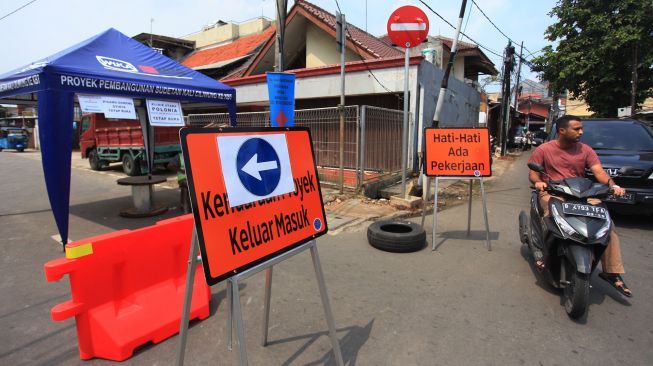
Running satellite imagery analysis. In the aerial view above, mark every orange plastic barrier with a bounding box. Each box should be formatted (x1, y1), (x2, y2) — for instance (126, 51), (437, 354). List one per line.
(44, 214), (211, 361)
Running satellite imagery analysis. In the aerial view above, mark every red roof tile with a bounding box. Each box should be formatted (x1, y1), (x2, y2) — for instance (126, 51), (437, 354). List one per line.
(182, 26), (275, 68)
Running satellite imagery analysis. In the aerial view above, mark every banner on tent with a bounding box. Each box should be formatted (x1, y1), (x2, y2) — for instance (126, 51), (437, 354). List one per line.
(146, 99), (184, 127)
(78, 94), (136, 119)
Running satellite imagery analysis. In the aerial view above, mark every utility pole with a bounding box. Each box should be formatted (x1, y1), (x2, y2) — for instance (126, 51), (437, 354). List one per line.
(630, 43), (638, 116)
(274, 0), (288, 72)
(498, 41), (514, 156)
(336, 11), (346, 193)
(513, 41), (524, 113)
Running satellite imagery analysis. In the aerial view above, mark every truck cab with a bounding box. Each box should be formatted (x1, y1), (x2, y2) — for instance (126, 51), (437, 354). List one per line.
(80, 113), (182, 176)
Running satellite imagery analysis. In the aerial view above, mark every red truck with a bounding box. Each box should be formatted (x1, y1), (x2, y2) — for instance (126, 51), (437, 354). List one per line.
(79, 113), (183, 176)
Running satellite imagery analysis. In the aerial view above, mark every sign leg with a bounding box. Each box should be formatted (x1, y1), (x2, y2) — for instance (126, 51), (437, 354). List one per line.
(227, 279), (233, 351)
(421, 175), (430, 227)
(432, 177), (440, 251)
(176, 228), (199, 366)
(309, 242), (344, 366)
(480, 178), (491, 251)
(261, 266), (273, 346)
(467, 179), (473, 236)
(231, 278), (248, 366)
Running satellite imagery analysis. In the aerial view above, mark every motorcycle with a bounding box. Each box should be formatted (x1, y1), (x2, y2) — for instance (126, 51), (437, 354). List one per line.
(519, 163), (614, 319)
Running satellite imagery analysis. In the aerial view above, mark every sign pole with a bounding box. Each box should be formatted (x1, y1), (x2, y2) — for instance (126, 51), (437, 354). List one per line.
(231, 278), (249, 365)
(386, 5), (430, 198)
(431, 177), (490, 251)
(223, 241), (343, 366)
(480, 177), (491, 249)
(467, 179), (473, 236)
(310, 242), (345, 366)
(176, 227), (199, 366)
(401, 45), (410, 198)
(260, 267), (273, 346)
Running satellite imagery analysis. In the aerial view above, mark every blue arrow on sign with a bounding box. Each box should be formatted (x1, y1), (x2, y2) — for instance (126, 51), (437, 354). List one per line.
(217, 134), (295, 207)
(236, 138), (282, 196)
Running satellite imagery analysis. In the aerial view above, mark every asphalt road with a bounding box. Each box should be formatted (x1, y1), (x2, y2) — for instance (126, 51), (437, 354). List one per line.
(1, 149), (651, 366)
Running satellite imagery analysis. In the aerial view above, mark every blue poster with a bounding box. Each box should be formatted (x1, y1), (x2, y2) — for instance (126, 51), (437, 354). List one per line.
(266, 72), (296, 127)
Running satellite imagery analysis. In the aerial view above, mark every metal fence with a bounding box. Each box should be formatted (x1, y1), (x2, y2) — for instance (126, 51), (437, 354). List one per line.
(187, 105), (405, 189)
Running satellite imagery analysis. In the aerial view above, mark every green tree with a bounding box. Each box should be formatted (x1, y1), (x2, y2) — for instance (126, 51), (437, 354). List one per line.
(532, 0), (653, 117)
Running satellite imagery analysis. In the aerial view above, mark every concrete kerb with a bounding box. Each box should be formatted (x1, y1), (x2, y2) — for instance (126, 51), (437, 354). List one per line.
(323, 150), (522, 233)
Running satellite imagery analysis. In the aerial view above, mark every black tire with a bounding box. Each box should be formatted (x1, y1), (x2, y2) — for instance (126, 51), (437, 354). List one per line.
(88, 149), (101, 171)
(564, 265), (590, 319)
(367, 220), (426, 253)
(122, 153), (141, 176)
(518, 211), (529, 244)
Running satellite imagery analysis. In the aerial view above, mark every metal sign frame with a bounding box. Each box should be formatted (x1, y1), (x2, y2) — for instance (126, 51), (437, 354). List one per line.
(180, 127), (328, 285)
(176, 232), (344, 366)
(421, 177), (491, 251)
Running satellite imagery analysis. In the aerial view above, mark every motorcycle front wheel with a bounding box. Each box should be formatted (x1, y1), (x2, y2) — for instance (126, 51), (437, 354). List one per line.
(564, 264), (590, 319)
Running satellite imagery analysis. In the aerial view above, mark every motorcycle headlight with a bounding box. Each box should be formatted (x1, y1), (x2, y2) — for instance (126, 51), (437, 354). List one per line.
(551, 205), (577, 236)
(596, 220), (611, 240)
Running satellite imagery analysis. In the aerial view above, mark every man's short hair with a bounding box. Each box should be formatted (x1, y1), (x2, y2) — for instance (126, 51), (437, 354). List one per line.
(555, 115), (582, 131)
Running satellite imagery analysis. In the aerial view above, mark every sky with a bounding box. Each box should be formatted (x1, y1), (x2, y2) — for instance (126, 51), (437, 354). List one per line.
(0, 0), (558, 89)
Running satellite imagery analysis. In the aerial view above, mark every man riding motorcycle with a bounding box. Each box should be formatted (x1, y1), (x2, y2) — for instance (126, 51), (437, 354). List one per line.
(527, 115), (632, 297)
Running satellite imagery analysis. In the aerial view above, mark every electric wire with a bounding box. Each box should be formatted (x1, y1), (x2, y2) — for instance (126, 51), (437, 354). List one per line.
(333, 0), (403, 101)
(417, 0), (503, 59)
(471, 0), (513, 43)
(0, 0), (38, 22)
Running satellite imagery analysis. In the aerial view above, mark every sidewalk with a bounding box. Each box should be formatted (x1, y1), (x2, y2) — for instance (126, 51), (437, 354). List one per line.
(323, 152), (521, 234)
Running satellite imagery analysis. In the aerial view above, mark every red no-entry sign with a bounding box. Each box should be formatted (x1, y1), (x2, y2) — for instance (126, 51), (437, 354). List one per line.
(387, 5), (430, 48)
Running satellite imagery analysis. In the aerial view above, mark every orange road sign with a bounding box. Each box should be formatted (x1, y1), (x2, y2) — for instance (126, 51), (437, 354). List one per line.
(424, 128), (492, 177)
(180, 127), (328, 285)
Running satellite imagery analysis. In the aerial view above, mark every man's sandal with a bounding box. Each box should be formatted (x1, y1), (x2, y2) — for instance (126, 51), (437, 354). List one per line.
(598, 273), (632, 297)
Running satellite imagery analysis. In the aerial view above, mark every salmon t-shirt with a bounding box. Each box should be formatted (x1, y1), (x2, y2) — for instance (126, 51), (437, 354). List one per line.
(528, 141), (601, 181)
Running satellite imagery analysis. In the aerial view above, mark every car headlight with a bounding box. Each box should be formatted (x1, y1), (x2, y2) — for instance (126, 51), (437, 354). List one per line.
(648, 172), (653, 179)
(551, 204), (579, 238)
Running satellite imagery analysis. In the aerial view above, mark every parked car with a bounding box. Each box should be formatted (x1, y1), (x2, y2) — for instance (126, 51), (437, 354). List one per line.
(532, 129), (548, 146)
(0, 127), (29, 152)
(512, 126), (531, 150)
(551, 118), (653, 214)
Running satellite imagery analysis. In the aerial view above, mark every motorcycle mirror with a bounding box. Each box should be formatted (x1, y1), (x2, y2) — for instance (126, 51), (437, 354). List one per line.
(528, 163), (545, 172)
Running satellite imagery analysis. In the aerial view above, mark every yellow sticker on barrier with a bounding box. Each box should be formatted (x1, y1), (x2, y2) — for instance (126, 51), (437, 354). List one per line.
(66, 243), (94, 259)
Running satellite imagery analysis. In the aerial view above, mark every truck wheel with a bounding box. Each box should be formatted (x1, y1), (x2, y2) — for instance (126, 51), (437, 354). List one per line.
(122, 153), (141, 176)
(88, 149), (101, 170)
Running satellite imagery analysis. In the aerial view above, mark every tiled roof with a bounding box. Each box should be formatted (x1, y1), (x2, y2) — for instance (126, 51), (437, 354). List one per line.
(223, 0), (406, 81)
(295, 0), (402, 59)
(182, 26), (275, 69)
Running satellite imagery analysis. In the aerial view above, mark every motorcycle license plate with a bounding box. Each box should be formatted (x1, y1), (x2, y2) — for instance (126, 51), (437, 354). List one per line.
(562, 203), (608, 219)
(604, 192), (636, 204)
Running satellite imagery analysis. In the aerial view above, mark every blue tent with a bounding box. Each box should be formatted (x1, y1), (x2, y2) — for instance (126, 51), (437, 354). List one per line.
(0, 28), (236, 245)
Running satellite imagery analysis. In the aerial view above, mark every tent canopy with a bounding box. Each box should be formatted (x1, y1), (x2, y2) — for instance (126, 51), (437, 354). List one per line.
(0, 28), (236, 105)
(0, 28), (237, 245)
